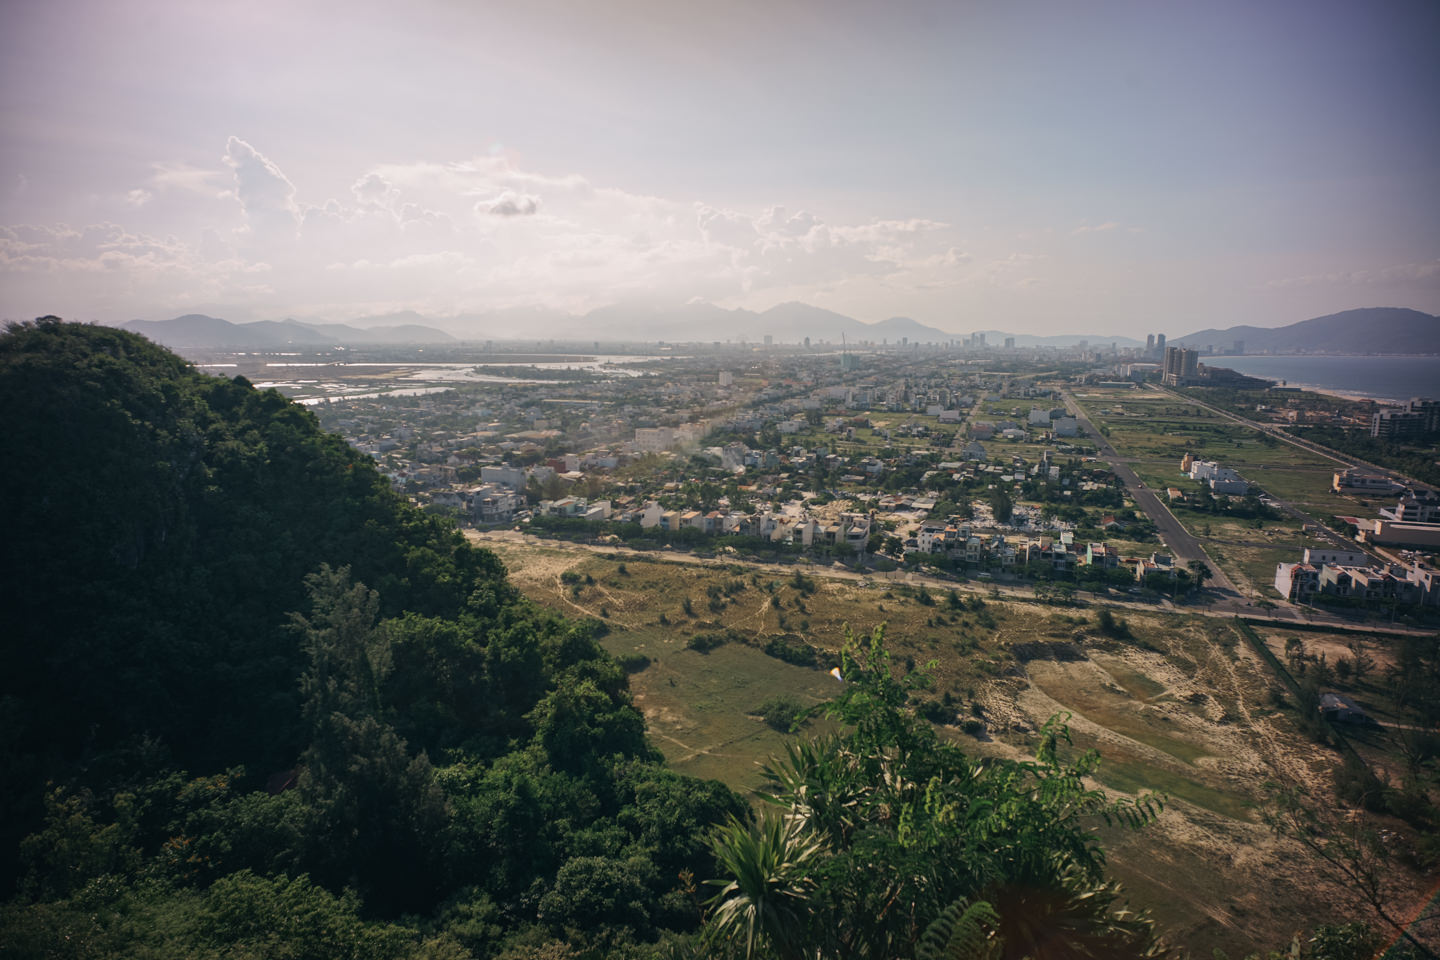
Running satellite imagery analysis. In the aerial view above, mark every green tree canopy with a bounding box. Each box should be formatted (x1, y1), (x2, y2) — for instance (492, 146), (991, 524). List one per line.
(703, 627), (1167, 960)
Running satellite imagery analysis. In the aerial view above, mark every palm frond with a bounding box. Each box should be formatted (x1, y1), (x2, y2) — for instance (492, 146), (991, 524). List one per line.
(917, 898), (1003, 960)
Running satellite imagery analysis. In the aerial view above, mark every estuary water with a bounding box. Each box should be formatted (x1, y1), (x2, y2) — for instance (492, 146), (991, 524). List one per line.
(1205, 355), (1440, 403)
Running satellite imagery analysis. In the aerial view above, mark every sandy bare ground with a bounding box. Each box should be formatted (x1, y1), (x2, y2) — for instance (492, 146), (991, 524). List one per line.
(973, 624), (1433, 953)
(476, 530), (1438, 955)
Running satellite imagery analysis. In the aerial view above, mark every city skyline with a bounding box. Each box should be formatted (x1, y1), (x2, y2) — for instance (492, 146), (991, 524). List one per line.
(3, 0), (1438, 336)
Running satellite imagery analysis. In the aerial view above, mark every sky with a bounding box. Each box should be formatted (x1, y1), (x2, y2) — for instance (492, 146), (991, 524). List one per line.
(2, 0), (1438, 338)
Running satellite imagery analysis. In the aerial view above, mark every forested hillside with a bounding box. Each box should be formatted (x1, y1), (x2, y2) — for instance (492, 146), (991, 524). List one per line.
(1, 319), (1260, 958)
(0, 319), (744, 956)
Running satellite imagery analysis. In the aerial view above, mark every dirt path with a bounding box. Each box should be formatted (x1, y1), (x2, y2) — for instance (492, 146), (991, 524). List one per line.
(465, 529), (1433, 640)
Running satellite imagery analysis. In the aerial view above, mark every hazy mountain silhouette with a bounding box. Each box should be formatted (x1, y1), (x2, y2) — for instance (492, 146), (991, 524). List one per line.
(1173, 307), (1438, 354)
(117, 303), (1436, 353)
(120, 314), (457, 349)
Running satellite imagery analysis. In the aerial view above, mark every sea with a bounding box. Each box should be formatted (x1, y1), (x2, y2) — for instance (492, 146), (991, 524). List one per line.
(1204, 355), (1440, 404)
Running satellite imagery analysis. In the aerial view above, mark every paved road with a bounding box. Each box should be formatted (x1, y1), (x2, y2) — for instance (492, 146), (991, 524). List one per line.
(1060, 389), (1245, 602)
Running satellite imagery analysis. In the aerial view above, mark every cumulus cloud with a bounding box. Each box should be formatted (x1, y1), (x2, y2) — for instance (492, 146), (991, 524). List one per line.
(479, 191), (539, 217)
(696, 204), (758, 247)
(0, 221), (275, 317)
(351, 172), (399, 208)
(2, 138), (988, 320)
(757, 206), (820, 237)
(223, 136), (298, 238)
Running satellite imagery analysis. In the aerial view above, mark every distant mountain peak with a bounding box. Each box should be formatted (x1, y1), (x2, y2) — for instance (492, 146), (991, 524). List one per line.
(120, 313), (456, 350)
(1172, 307), (1438, 355)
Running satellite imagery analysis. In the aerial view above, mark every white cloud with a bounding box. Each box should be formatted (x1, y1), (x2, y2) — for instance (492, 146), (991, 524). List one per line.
(696, 204), (758, 247)
(480, 191), (539, 217)
(351, 172), (399, 209)
(223, 136), (298, 239)
(757, 205), (820, 237)
(2, 138), (993, 321)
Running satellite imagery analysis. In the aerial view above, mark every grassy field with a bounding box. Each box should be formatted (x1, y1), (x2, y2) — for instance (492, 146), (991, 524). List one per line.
(606, 638), (842, 789)
(471, 533), (1419, 956)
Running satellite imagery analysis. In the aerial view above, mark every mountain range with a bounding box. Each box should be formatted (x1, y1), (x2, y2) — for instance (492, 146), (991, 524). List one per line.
(117, 304), (1144, 350)
(1172, 307), (1438, 355)
(120, 313), (459, 349)
(473, 301), (1152, 346)
(115, 304), (1437, 354)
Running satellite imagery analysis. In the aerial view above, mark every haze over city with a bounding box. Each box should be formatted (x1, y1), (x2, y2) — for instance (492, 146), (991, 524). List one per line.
(3, 0), (1439, 337)
(8, 3), (1440, 952)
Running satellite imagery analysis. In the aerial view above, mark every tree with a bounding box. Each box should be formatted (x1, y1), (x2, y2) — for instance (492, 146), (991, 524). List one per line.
(1263, 781), (1438, 958)
(1267, 782), (1434, 955)
(989, 487), (1014, 525)
(541, 472), (567, 501)
(295, 565), (391, 727)
(705, 816), (824, 960)
(1185, 560), (1211, 595)
(2, 321), (758, 951)
(291, 565), (448, 915)
(702, 626), (1167, 959)
(1346, 640), (1375, 685)
(539, 855), (656, 938)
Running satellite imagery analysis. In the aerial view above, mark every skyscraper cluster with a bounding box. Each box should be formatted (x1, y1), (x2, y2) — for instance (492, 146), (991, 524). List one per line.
(1162, 345), (1199, 385)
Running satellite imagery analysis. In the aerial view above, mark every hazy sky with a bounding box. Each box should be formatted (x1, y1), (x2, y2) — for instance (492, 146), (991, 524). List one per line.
(3, 0), (1438, 336)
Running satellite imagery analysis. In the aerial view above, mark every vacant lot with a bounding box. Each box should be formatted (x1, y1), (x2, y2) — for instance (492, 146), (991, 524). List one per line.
(474, 534), (1433, 956)
(1071, 391), (1373, 598)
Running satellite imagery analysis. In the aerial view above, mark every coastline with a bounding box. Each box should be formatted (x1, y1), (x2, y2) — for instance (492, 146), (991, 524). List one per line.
(1299, 386), (1391, 404)
(1204, 354), (1437, 406)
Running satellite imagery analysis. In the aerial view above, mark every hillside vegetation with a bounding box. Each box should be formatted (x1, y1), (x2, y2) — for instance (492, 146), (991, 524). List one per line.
(5, 319), (1404, 959)
(1, 319), (743, 955)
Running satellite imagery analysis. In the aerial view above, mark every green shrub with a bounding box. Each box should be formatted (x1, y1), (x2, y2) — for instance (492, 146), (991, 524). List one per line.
(756, 695), (806, 731)
(917, 700), (953, 724)
(616, 653), (651, 674)
(763, 636), (817, 667)
(687, 633), (727, 654)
